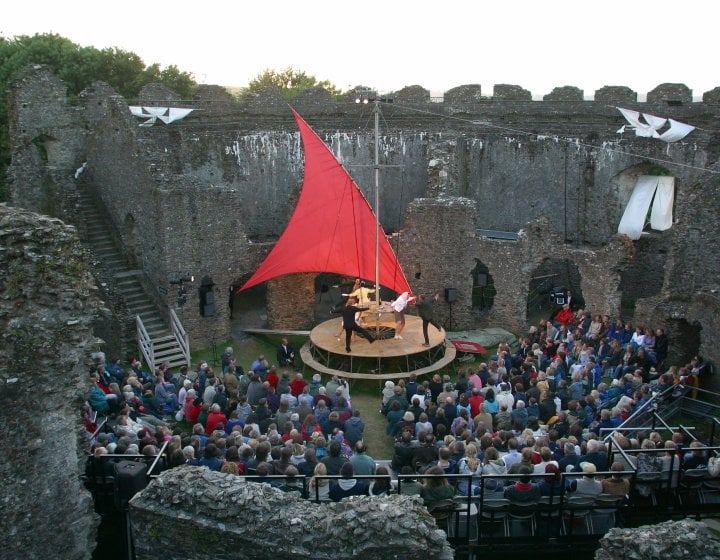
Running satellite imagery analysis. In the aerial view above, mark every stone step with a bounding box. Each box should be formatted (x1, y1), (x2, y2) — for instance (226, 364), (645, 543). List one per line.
(122, 294), (149, 306)
(114, 270), (144, 279)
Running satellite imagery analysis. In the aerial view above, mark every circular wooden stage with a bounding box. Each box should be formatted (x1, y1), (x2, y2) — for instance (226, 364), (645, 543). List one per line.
(300, 315), (456, 380)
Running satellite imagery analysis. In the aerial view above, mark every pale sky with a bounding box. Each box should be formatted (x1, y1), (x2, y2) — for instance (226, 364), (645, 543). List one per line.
(2, 1), (716, 98)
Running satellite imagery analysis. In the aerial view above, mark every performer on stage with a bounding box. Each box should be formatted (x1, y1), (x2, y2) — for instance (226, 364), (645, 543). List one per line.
(391, 292), (415, 340)
(341, 278), (376, 306)
(416, 293), (442, 347)
(332, 296), (376, 353)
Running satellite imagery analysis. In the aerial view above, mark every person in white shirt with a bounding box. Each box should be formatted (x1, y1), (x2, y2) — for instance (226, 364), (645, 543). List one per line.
(390, 291), (415, 339)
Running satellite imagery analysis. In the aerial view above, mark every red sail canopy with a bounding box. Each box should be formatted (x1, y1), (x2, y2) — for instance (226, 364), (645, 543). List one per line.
(239, 109), (411, 296)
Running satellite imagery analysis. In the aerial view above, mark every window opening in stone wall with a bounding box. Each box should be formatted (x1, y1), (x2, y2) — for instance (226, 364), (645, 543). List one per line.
(612, 163), (675, 241)
(199, 276), (216, 318)
(471, 259), (495, 312)
(527, 258), (583, 325)
(31, 134), (56, 162)
(619, 237), (666, 315)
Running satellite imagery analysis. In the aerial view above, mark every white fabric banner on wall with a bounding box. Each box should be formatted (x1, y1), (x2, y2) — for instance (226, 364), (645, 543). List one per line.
(618, 176), (658, 239)
(618, 175), (675, 240)
(650, 176), (675, 231)
(617, 108), (695, 143)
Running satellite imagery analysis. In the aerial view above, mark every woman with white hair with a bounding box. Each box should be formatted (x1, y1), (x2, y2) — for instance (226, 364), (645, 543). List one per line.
(381, 381), (395, 413)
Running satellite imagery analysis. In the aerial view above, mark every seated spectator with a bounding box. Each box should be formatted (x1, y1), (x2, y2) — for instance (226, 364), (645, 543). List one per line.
(205, 404), (227, 434)
(368, 466), (392, 496)
(457, 442), (483, 496)
(601, 462), (630, 496)
(398, 466), (424, 496)
(504, 464), (541, 502)
(308, 462), (331, 501)
(349, 441), (375, 476)
(329, 462), (368, 501)
(220, 446), (244, 475)
(88, 373), (120, 416)
(421, 465), (455, 503)
(537, 463), (564, 497)
(321, 440), (347, 475)
(386, 401), (405, 437)
(568, 462), (603, 498)
(198, 443), (223, 472)
(392, 430), (417, 471)
(682, 440), (709, 470)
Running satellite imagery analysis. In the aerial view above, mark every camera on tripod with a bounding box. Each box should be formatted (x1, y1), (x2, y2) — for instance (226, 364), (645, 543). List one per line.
(549, 286), (568, 306)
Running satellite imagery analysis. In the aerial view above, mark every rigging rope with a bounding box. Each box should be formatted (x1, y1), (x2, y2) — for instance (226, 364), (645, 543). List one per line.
(389, 103), (720, 176)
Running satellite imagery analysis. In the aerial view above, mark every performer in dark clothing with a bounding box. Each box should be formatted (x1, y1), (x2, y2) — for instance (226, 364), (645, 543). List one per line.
(416, 293), (442, 346)
(332, 297), (376, 352)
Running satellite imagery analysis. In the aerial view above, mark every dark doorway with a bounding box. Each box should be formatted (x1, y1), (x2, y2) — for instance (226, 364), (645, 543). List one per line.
(527, 258), (583, 323)
(471, 259), (495, 312)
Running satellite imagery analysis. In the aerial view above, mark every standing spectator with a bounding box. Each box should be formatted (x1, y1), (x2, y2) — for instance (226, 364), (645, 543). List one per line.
(276, 337), (296, 368)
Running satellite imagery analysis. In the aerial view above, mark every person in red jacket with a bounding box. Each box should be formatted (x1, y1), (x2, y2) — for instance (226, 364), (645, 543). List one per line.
(290, 372), (308, 397)
(206, 403), (228, 434)
(555, 303), (575, 326)
(184, 389), (202, 425)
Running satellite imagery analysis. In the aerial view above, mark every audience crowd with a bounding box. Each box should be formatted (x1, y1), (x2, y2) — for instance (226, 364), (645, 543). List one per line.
(83, 304), (717, 508)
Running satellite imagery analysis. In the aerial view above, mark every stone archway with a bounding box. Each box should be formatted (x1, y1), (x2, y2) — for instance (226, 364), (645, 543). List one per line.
(527, 257), (583, 322)
(666, 318), (701, 367)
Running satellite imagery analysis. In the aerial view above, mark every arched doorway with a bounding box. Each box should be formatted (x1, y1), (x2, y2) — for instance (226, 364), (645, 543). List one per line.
(666, 318), (701, 368)
(527, 258), (583, 324)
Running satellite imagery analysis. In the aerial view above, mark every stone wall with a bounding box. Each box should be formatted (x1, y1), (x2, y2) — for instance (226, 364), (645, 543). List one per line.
(130, 467), (453, 560)
(595, 519), (720, 559)
(400, 198), (478, 329)
(267, 274), (316, 330)
(6, 67), (720, 350)
(0, 204), (100, 559)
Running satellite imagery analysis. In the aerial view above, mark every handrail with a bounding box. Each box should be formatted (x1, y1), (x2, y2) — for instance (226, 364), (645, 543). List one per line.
(136, 315), (155, 372)
(602, 385), (679, 442)
(170, 308), (191, 367)
(88, 418), (108, 447)
(147, 440), (170, 477)
(710, 418), (720, 446)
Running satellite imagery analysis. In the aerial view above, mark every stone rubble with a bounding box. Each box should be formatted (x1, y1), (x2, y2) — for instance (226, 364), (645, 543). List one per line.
(594, 519), (720, 560)
(130, 466), (454, 560)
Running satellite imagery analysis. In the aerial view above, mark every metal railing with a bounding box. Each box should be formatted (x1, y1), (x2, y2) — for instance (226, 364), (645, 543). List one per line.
(136, 315), (155, 371)
(169, 308), (191, 368)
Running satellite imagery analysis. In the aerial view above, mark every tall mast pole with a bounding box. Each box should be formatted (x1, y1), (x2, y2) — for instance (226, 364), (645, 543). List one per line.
(374, 100), (381, 310)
